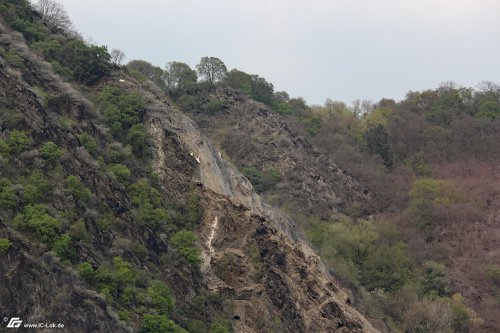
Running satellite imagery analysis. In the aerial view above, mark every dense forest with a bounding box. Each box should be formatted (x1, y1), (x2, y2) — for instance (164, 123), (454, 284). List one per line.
(0, 0), (499, 332)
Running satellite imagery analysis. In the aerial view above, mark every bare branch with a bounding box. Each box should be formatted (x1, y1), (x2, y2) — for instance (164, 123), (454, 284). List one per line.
(36, 0), (73, 32)
(110, 49), (125, 66)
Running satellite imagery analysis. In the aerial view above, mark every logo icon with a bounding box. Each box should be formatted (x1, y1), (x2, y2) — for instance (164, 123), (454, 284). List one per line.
(6, 317), (22, 328)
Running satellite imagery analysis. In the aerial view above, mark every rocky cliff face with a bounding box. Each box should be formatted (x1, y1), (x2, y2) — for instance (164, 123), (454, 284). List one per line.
(184, 89), (370, 221)
(0, 20), (378, 333)
(143, 88), (378, 332)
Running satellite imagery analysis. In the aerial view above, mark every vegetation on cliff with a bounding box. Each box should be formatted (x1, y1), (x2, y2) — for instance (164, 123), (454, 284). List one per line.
(1, 0), (498, 332)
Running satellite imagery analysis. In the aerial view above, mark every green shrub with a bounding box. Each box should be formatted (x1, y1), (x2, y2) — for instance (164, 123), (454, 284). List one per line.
(140, 314), (187, 333)
(32, 38), (61, 59)
(306, 219), (415, 292)
(106, 144), (132, 163)
(302, 116), (321, 136)
(0, 0), (33, 28)
(363, 123), (393, 168)
(52, 233), (75, 261)
(112, 256), (136, 284)
(109, 163), (131, 183)
(0, 238), (12, 253)
(118, 310), (130, 322)
(147, 281), (175, 315)
(9, 14), (49, 44)
(126, 124), (151, 157)
(421, 261), (451, 296)
(187, 320), (208, 333)
(78, 262), (95, 283)
(242, 167), (281, 193)
(170, 230), (201, 267)
(4, 51), (24, 69)
(100, 287), (114, 303)
(69, 219), (89, 241)
(129, 180), (168, 227)
(94, 257), (136, 297)
(77, 133), (98, 156)
(408, 178), (461, 227)
(131, 242), (148, 257)
(476, 100), (500, 120)
(129, 180), (161, 207)
(50, 60), (73, 79)
(66, 175), (91, 205)
(449, 295), (473, 332)
(132, 206), (168, 228)
(209, 319), (231, 333)
(0, 139), (10, 158)
(7, 130), (31, 154)
(187, 193), (203, 225)
(23, 171), (50, 204)
(61, 40), (111, 85)
(40, 141), (62, 162)
(405, 152), (432, 177)
(98, 87), (144, 138)
(96, 215), (114, 232)
(272, 101), (292, 115)
(57, 116), (75, 130)
(177, 94), (199, 112)
(0, 108), (23, 129)
(14, 204), (62, 244)
(205, 100), (228, 113)
(484, 264), (500, 286)
(360, 242), (415, 292)
(0, 178), (18, 209)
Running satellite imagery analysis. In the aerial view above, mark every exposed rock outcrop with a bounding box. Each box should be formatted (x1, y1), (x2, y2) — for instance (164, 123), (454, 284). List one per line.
(0, 20), (378, 332)
(185, 89), (370, 220)
(143, 90), (378, 332)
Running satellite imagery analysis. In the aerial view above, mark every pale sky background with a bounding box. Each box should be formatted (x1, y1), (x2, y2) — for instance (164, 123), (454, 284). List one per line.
(48, 0), (500, 105)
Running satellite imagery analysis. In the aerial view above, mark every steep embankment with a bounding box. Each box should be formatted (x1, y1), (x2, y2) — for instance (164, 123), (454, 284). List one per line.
(0, 20), (378, 333)
(187, 89), (370, 221)
(140, 79), (379, 332)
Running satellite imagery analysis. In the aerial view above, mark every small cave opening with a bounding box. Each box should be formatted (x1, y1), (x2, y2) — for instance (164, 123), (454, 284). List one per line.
(233, 315), (241, 320)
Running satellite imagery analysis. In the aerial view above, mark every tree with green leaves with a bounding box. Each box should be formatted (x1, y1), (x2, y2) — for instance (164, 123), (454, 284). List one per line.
(127, 60), (167, 89)
(363, 123), (393, 168)
(40, 141), (62, 162)
(140, 314), (187, 333)
(196, 57), (227, 84)
(224, 69), (252, 94)
(171, 230), (201, 267)
(7, 130), (31, 154)
(61, 40), (111, 85)
(224, 69), (274, 105)
(476, 100), (500, 120)
(164, 62), (197, 90)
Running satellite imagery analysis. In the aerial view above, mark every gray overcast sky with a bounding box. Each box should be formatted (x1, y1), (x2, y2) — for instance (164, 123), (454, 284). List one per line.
(51, 0), (500, 105)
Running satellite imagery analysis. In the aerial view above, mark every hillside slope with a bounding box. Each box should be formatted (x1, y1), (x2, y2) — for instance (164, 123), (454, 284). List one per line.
(179, 87), (500, 332)
(0, 12), (378, 333)
(187, 89), (370, 220)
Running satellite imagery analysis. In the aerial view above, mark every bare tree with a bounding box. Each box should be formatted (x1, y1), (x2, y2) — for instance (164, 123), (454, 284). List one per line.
(404, 299), (453, 333)
(36, 0), (73, 32)
(351, 99), (373, 117)
(110, 49), (125, 66)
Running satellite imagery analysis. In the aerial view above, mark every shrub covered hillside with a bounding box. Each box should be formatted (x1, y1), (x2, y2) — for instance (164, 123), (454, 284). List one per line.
(0, 1), (212, 331)
(135, 49), (500, 331)
(0, 1), (381, 333)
